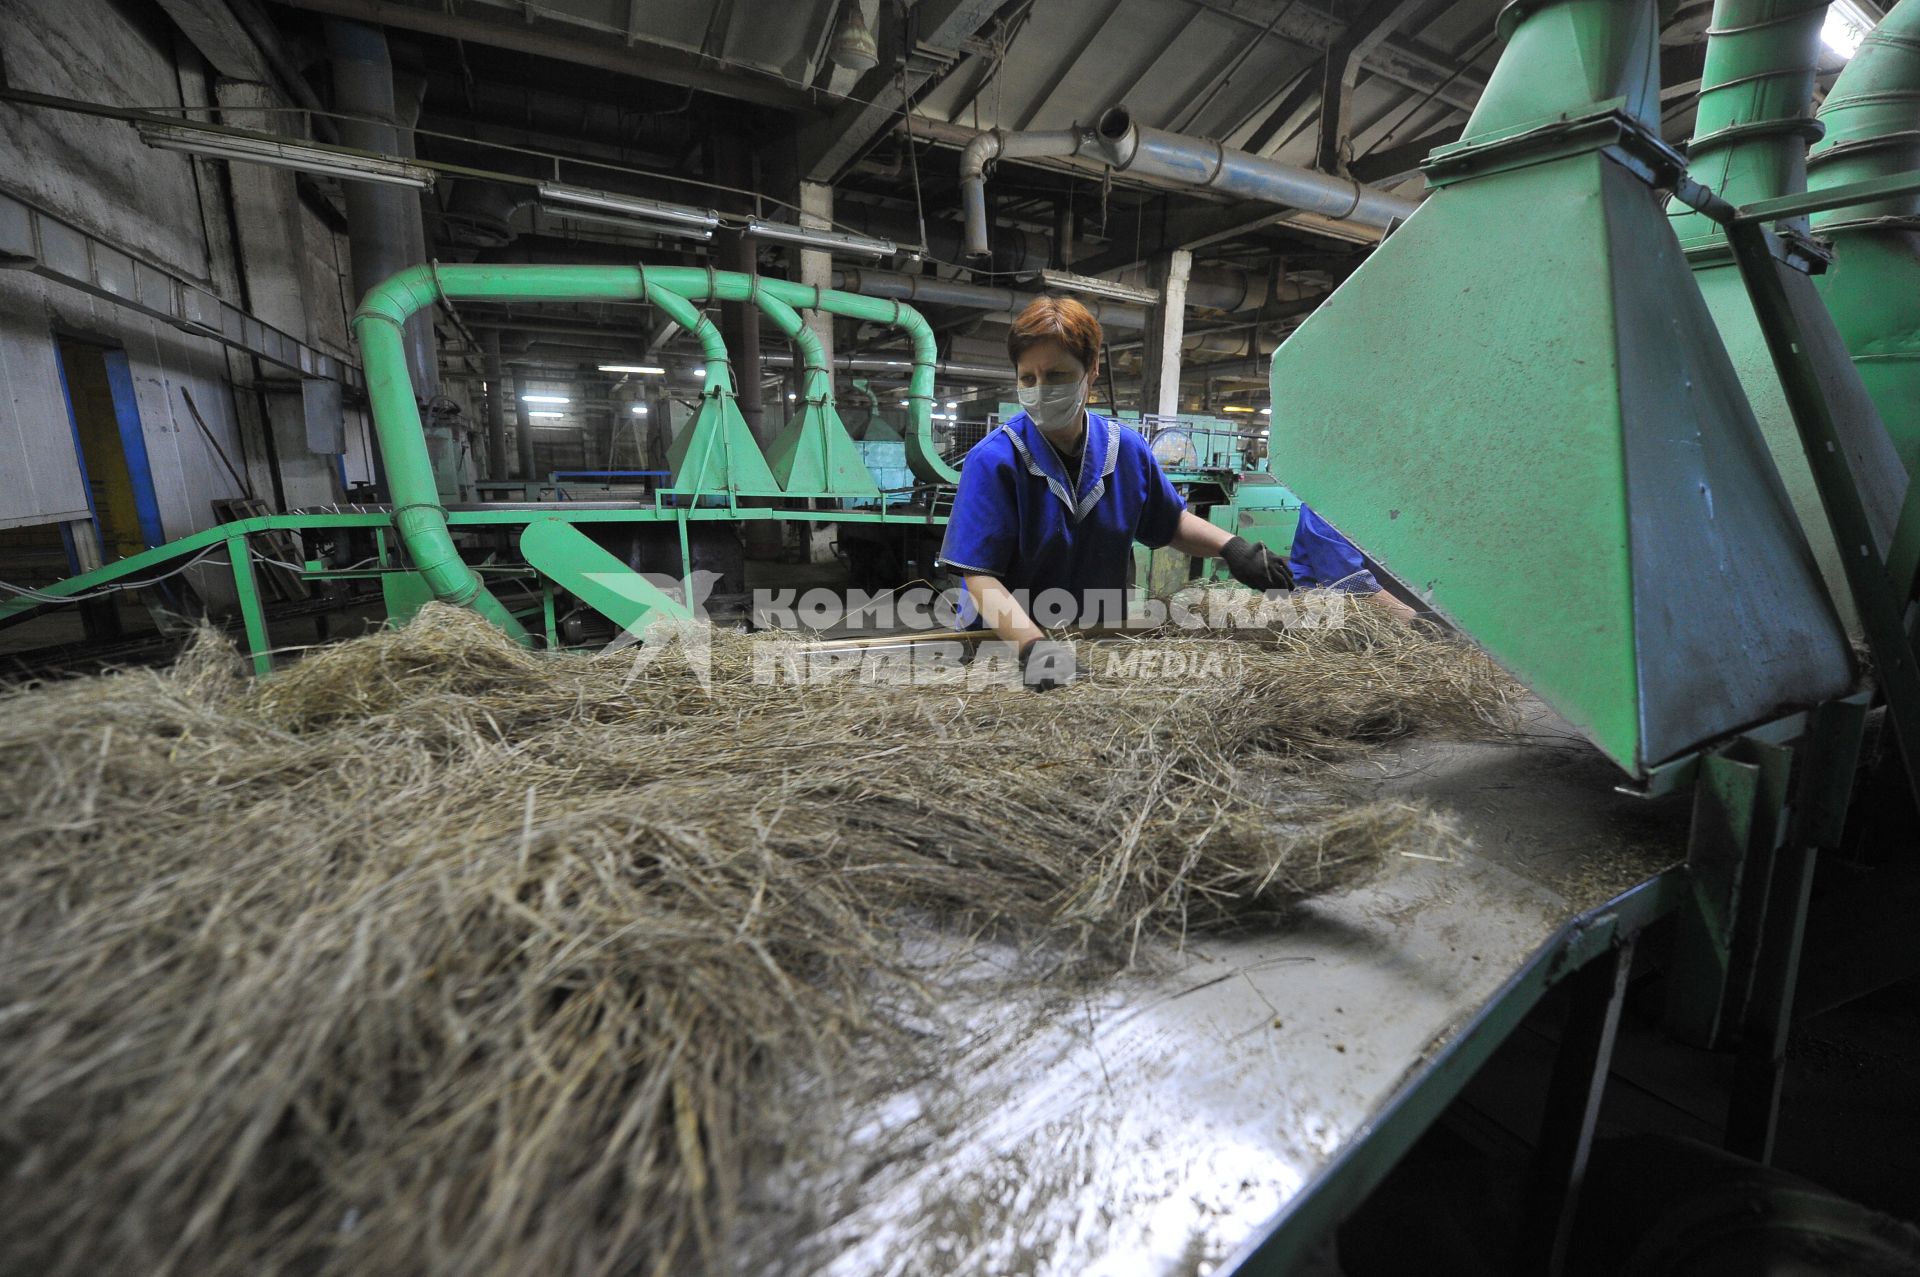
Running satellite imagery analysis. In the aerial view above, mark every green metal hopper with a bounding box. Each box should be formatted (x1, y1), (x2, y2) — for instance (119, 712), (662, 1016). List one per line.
(1269, 0), (1855, 777)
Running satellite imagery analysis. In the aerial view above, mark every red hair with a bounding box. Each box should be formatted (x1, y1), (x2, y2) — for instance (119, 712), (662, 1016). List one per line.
(1007, 296), (1102, 372)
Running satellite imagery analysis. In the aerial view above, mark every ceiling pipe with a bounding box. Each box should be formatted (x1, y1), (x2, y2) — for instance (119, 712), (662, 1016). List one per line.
(959, 129), (1094, 260)
(960, 112), (1422, 260)
(1090, 106), (1423, 227)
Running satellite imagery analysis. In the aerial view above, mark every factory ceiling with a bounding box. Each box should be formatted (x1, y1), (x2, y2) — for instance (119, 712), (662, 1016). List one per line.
(236, 0), (1877, 389)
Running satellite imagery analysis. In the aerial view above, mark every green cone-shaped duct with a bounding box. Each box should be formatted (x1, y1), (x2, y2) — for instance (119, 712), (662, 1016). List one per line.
(1809, 0), (1920, 499)
(768, 399), (882, 495)
(664, 391), (783, 497)
(1269, 0), (1853, 776)
(1672, 0), (1906, 634)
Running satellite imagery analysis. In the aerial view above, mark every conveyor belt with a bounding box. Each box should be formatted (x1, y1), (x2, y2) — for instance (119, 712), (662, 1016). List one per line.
(788, 703), (1688, 1276)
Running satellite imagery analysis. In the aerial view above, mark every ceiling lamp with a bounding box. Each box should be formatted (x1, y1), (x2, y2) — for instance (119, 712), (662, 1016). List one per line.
(745, 218), (895, 258)
(830, 3), (879, 72)
(1037, 269), (1160, 305)
(537, 181), (718, 229)
(136, 121), (434, 188)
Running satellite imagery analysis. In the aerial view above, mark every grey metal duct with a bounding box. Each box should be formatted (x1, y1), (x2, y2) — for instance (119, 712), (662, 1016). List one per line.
(327, 20), (439, 401)
(446, 180), (534, 249)
(960, 111), (1422, 258)
(1090, 107), (1421, 229)
(831, 268), (1147, 328)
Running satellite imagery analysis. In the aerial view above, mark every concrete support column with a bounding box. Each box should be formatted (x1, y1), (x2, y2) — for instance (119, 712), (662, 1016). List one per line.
(798, 180), (836, 389)
(482, 330), (508, 480)
(510, 368), (536, 483)
(326, 20), (438, 404)
(714, 135), (767, 450)
(1141, 249), (1193, 421)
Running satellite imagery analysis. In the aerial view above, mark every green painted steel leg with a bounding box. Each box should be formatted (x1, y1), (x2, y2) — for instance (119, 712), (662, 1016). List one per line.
(676, 508), (694, 606)
(1727, 220), (1920, 807)
(542, 580), (558, 650)
(1664, 740), (1792, 1049)
(226, 534), (271, 676)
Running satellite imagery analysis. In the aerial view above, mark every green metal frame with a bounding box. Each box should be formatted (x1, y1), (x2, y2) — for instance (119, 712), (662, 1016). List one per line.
(0, 502), (952, 671)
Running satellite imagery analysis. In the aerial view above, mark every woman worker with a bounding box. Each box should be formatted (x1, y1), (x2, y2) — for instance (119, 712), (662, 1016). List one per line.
(937, 296), (1411, 691)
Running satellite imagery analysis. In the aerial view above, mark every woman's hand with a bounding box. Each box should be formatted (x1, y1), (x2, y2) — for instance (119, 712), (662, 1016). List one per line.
(1221, 536), (1296, 592)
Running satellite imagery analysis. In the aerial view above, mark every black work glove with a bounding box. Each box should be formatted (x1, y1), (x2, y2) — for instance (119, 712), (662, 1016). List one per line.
(1221, 535), (1296, 592)
(1019, 638), (1077, 693)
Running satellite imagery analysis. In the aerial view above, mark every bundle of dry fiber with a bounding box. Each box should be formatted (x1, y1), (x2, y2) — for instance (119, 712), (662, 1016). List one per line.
(0, 598), (1517, 1276)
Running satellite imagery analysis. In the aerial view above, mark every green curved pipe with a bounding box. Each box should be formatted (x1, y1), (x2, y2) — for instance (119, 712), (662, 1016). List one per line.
(1808, 0), (1920, 481)
(352, 274), (529, 639)
(353, 263), (957, 630)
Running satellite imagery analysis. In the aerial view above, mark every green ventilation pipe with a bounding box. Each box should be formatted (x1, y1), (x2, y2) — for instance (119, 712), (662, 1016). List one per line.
(641, 274), (878, 494)
(1459, 0), (1664, 140)
(353, 271), (529, 639)
(1671, 0), (1828, 242)
(1670, 0), (1906, 633)
(1809, 0), (1920, 489)
(353, 264), (956, 627)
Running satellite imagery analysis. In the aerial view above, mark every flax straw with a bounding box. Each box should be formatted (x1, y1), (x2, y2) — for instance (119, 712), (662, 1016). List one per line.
(0, 593), (1518, 1275)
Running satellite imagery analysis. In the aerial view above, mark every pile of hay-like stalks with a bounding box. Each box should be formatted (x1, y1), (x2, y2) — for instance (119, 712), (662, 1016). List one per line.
(0, 595), (1518, 1276)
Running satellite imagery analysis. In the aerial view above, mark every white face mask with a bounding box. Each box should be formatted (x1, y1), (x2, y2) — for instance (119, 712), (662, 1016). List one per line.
(1017, 375), (1088, 438)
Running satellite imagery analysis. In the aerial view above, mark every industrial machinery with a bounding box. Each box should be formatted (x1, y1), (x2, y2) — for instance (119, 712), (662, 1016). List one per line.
(7, 1), (1920, 1270)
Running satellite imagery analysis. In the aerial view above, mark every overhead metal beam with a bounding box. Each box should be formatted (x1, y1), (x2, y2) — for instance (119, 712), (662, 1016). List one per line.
(1314, 0), (1428, 175)
(1348, 121), (1465, 184)
(799, 0), (1007, 181)
(1011, 0), (1128, 131)
(1244, 62), (1326, 156)
(265, 0), (830, 113)
(154, 0), (277, 82)
(1188, 0), (1487, 114)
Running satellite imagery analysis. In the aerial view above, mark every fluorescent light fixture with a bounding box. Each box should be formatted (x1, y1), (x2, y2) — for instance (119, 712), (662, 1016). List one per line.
(1223, 405), (1254, 414)
(897, 399), (909, 407)
(630, 404), (648, 415)
(1824, 0), (1875, 57)
(136, 121), (435, 189)
(599, 364), (667, 375)
(528, 410), (565, 419)
(945, 400), (958, 409)
(1037, 269), (1160, 305)
(547, 206), (715, 242)
(1260, 407), (1273, 415)
(787, 392), (798, 400)
(693, 368), (707, 378)
(522, 394), (570, 404)
(745, 218), (895, 258)
(537, 181), (718, 228)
